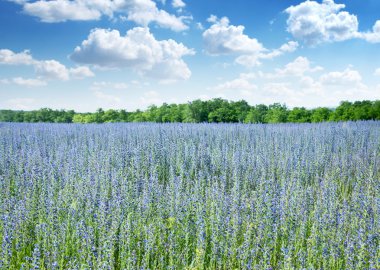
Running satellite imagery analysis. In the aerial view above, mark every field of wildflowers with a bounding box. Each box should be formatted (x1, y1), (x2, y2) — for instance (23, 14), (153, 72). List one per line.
(0, 122), (379, 269)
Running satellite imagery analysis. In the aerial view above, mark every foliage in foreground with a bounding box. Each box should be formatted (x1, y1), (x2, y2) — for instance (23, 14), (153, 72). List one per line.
(1, 99), (380, 124)
(0, 122), (379, 269)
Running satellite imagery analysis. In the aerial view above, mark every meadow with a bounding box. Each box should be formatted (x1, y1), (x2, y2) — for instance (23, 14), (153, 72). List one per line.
(0, 122), (379, 269)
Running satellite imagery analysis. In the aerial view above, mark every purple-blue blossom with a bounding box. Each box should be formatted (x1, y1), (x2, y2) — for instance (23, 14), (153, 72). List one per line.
(0, 122), (379, 269)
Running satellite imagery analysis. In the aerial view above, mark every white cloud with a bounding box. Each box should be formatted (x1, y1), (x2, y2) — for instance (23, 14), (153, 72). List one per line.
(236, 41), (299, 67)
(276, 56), (323, 77)
(214, 78), (257, 91)
(69, 66), (95, 79)
(35, 61), (94, 80)
(91, 81), (129, 90)
(320, 67), (362, 85)
(0, 48), (94, 82)
(208, 57), (379, 108)
(374, 68), (380, 76)
(71, 27), (194, 82)
(0, 49), (35, 65)
(298, 76), (321, 93)
(285, 0), (380, 45)
(198, 94), (211, 101)
(196, 22), (204, 30)
(12, 77), (47, 87)
(263, 82), (294, 95)
(6, 98), (36, 110)
(207, 15), (218, 23)
(258, 56), (323, 79)
(15, 0), (189, 31)
(0, 79), (10, 84)
(1, 76), (47, 87)
(125, 1), (191, 31)
(203, 16), (298, 67)
(172, 0), (185, 8)
(213, 73), (257, 91)
(361, 21), (380, 43)
(239, 73), (256, 80)
(262, 41), (299, 59)
(8, 0), (27, 4)
(94, 90), (121, 104)
(35, 60), (70, 81)
(23, 1), (102, 22)
(140, 90), (163, 107)
(203, 16), (265, 56)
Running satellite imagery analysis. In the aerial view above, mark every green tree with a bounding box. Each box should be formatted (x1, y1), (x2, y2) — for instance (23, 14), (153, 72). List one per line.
(55, 110), (75, 123)
(119, 109), (129, 122)
(288, 107), (312, 123)
(72, 114), (87, 123)
(330, 101), (353, 121)
(131, 110), (147, 122)
(265, 103), (288, 123)
(1, 99), (380, 123)
(244, 105), (268, 123)
(188, 100), (209, 122)
(93, 108), (105, 123)
(231, 100), (250, 122)
(102, 109), (119, 123)
(311, 107), (332, 123)
(352, 101), (373, 120)
(371, 100), (380, 120)
(208, 106), (236, 123)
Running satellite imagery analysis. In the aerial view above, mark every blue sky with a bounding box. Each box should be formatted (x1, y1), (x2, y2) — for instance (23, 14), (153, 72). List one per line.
(1, 0), (380, 112)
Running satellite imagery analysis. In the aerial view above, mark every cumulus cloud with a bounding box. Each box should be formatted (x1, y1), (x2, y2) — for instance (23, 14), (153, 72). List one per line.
(71, 27), (194, 82)
(203, 16), (298, 67)
(69, 66), (95, 79)
(374, 68), (380, 76)
(12, 77), (47, 87)
(0, 77), (46, 87)
(263, 82), (294, 96)
(0, 79), (10, 84)
(362, 21), (380, 43)
(140, 90), (163, 107)
(320, 66), (362, 85)
(257, 57), (323, 80)
(6, 98), (36, 110)
(23, 1), (103, 22)
(35, 60), (95, 80)
(203, 16), (265, 56)
(91, 81), (129, 91)
(210, 58), (378, 107)
(35, 60), (70, 81)
(93, 90), (121, 104)
(0, 48), (94, 82)
(213, 73), (257, 91)
(214, 78), (257, 92)
(275, 56), (323, 77)
(285, 0), (380, 45)
(196, 22), (204, 30)
(125, 1), (191, 31)
(236, 41), (299, 67)
(8, 0), (27, 4)
(0, 49), (35, 65)
(14, 0), (189, 31)
(259, 58), (364, 93)
(172, 0), (185, 8)
(1, 75), (47, 87)
(263, 41), (299, 59)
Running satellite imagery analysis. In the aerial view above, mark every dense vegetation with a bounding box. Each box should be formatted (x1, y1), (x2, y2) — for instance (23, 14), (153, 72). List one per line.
(0, 122), (379, 269)
(1, 99), (379, 123)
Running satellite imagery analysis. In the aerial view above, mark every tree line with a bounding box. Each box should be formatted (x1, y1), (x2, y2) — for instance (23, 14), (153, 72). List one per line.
(1, 99), (379, 124)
